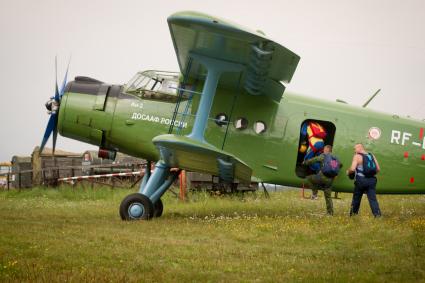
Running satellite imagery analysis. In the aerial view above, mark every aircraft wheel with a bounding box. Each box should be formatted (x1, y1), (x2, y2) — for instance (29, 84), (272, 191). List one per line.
(153, 199), (163, 218)
(120, 193), (153, 221)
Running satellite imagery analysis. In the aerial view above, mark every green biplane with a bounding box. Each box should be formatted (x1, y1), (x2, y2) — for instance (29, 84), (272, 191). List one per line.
(40, 11), (425, 220)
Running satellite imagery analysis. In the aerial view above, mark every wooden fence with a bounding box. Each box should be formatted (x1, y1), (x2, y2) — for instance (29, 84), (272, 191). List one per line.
(0, 162), (146, 189)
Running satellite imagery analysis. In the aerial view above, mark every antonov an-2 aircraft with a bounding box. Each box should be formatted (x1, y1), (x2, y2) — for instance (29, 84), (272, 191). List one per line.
(40, 11), (425, 220)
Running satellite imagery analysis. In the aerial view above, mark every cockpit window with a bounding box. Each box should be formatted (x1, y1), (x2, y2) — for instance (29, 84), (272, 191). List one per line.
(124, 70), (189, 103)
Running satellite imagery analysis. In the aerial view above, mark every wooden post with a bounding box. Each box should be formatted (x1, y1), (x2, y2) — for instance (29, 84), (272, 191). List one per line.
(7, 173), (9, 190)
(301, 183), (305, 198)
(42, 170), (46, 186)
(54, 167), (60, 188)
(179, 170), (186, 201)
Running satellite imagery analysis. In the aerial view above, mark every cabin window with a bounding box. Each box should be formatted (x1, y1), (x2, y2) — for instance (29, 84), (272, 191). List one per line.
(124, 70), (189, 103)
(295, 119), (336, 178)
(215, 113), (229, 127)
(254, 121), (267, 134)
(235, 117), (248, 130)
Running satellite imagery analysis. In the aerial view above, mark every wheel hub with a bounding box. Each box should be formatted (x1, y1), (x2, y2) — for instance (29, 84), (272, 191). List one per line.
(128, 202), (144, 219)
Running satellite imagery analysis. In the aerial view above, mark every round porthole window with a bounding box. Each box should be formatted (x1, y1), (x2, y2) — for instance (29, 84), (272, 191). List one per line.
(235, 117), (248, 130)
(215, 113), (228, 127)
(254, 121), (267, 134)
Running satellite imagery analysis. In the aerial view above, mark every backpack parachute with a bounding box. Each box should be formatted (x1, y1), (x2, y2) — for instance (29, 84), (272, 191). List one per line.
(362, 153), (377, 177)
(321, 154), (341, 178)
(309, 122), (327, 139)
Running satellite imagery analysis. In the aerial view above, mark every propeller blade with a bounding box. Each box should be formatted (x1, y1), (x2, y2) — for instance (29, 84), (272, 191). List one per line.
(39, 113), (58, 153)
(59, 56), (71, 99)
(41, 56), (70, 155)
(52, 115), (58, 156)
(54, 56), (60, 102)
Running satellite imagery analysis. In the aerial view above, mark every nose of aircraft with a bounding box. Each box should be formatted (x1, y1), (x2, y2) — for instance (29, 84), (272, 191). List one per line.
(55, 75), (120, 151)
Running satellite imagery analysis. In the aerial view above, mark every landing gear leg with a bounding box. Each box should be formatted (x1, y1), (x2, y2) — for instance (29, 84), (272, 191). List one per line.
(119, 160), (179, 221)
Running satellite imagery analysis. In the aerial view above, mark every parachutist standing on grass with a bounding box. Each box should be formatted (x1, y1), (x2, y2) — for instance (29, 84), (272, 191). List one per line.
(347, 143), (382, 217)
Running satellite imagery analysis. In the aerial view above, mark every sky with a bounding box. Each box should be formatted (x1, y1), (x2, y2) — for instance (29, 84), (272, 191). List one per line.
(0, 0), (424, 161)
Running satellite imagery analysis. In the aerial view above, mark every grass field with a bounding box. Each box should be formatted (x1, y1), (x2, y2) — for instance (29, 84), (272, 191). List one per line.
(0, 186), (424, 282)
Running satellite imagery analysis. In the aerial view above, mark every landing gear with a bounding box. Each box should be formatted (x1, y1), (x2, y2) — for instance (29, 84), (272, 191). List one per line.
(120, 160), (179, 221)
(119, 193), (154, 221)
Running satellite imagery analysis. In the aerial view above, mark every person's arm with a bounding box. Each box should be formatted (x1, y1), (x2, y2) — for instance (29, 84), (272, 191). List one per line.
(347, 155), (359, 174)
(372, 154), (381, 173)
(303, 155), (323, 166)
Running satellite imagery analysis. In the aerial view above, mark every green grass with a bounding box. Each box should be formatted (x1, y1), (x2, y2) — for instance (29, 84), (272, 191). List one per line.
(0, 186), (424, 282)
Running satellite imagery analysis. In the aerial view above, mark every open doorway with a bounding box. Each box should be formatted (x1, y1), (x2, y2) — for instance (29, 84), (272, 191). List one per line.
(295, 119), (336, 178)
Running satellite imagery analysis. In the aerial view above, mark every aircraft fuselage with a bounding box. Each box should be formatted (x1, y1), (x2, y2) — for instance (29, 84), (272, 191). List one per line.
(58, 75), (425, 194)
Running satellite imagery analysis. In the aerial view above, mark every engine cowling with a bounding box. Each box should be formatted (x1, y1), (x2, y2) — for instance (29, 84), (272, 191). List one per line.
(58, 76), (120, 149)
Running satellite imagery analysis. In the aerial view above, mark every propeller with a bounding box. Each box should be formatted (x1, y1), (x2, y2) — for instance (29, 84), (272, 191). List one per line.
(39, 56), (70, 155)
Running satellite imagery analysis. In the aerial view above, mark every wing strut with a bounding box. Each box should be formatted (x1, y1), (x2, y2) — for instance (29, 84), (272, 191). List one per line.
(187, 52), (244, 142)
(169, 57), (193, 134)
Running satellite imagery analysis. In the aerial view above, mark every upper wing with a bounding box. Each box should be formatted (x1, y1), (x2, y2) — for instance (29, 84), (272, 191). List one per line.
(168, 11), (300, 101)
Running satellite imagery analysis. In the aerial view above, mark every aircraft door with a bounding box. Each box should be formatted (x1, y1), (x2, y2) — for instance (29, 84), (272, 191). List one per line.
(295, 119), (337, 178)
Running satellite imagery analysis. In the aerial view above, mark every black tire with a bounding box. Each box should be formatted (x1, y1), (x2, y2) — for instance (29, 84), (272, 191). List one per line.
(153, 199), (163, 218)
(119, 193), (154, 221)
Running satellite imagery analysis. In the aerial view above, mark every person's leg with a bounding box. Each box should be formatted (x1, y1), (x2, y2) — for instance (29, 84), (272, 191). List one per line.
(306, 175), (320, 200)
(365, 178), (381, 217)
(323, 187), (333, 215)
(350, 179), (364, 216)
